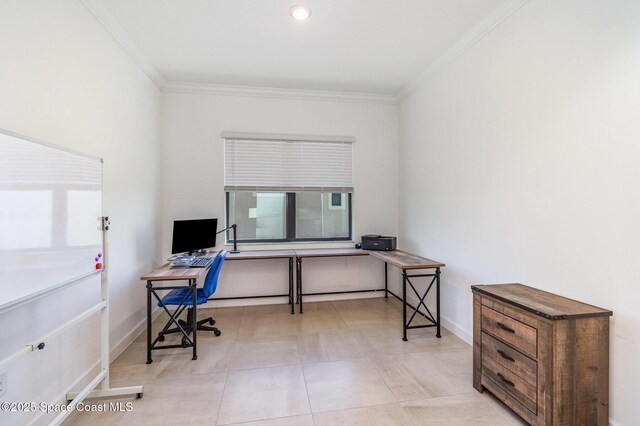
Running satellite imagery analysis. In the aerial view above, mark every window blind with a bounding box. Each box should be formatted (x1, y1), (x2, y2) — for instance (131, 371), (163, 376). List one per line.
(224, 136), (354, 192)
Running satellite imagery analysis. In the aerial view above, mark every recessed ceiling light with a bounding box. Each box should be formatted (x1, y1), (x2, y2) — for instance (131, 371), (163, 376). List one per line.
(290, 4), (312, 21)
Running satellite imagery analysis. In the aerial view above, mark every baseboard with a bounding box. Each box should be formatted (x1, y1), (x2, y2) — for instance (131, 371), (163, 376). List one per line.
(439, 314), (472, 344)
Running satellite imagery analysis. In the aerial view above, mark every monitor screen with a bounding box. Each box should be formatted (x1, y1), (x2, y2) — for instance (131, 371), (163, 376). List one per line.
(171, 218), (218, 254)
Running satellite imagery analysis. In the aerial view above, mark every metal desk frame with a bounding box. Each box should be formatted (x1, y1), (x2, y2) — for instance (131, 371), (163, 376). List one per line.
(142, 266), (209, 364)
(369, 250), (444, 341)
(294, 249), (377, 314)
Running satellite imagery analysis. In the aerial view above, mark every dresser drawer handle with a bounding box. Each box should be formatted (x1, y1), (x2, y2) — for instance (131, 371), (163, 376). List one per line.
(497, 349), (516, 362)
(496, 322), (515, 333)
(497, 372), (515, 387)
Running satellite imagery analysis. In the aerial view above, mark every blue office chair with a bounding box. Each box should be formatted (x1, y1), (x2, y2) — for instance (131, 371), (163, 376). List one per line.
(157, 250), (227, 343)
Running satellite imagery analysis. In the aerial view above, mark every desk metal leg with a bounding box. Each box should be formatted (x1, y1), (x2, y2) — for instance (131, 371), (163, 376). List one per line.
(399, 270), (441, 341)
(289, 257), (294, 314)
(384, 262), (388, 298)
(402, 271), (408, 341)
(297, 257), (303, 314)
(191, 279), (197, 360)
(146, 281), (153, 364)
(436, 268), (441, 338)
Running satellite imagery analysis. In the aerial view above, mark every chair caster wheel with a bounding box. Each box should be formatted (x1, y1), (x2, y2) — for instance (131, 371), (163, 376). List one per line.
(136, 393), (143, 399)
(209, 319), (215, 325)
(214, 329), (221, 336)
(158, 335), (165, 342)
(181, 337), (190, 347)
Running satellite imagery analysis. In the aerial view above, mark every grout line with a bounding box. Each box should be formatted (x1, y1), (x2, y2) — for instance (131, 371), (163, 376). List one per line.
(299, 350), (315, 418)
(213, 368), (231, 426)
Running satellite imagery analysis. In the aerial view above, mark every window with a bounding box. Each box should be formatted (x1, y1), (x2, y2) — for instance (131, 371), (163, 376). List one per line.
(224, 133), (354, 243)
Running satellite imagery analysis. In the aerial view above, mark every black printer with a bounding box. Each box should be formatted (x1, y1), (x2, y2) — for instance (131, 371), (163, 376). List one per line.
(361, 234), (397, 251)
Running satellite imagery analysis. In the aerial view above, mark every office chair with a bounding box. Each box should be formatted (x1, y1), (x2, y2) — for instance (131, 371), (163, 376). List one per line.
(157, 250), (227, 345)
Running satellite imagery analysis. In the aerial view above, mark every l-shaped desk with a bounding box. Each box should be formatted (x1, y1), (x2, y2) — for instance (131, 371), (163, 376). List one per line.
(142, 248), (444, 362)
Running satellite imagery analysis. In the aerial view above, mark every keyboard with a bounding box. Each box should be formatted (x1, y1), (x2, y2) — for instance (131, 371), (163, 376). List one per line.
(168, 255), (214, 268)
(189, 256), (214, 268)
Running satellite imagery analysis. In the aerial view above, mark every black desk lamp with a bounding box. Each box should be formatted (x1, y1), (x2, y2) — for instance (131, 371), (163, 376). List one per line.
(216, 224), (240, 253)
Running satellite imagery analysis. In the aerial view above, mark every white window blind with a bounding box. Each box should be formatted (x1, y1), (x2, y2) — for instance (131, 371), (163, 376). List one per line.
(224, 135), (354, 192)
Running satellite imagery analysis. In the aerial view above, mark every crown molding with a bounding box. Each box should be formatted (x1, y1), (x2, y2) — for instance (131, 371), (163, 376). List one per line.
(80, 0), (166, 89)
(397, 0), (529, 103)
(163, 82), (398, 105)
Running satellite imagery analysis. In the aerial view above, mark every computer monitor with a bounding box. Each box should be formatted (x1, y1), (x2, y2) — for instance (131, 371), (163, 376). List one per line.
(171, 218), (218, 254)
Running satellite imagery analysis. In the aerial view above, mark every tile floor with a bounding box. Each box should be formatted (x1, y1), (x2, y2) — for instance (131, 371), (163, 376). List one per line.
(65, 297), (526, 425)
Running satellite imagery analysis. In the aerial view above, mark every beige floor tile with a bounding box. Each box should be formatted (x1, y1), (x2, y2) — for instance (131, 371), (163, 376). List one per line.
(111, 341), (148, 366)
(303, 358), (396, 413)
(186, 338), (236, 375)
(295, 311), (349, 334)
(196, 307), (243, 340)
(242, 303), (296, 316)
(226, 414), (314, 426)
(237, 313), (300, 339)
(217, 365), (310, 425)
(431, 347), (473, 380)
(333, 299), (403, 330)
(331, 297), (392, 312)
(109, 363), (157, 387)
(119, 372), (226, 425)
(375, 351), (472, 401)
(297, 301), (339, 313)
(297, 330), (367, 364)
(401, 393), (513, 425)
(64, 405), (130, 426)
(227, 335), (300, 370)
(352, 325), (468, 356)
(313, 403), (413, 426)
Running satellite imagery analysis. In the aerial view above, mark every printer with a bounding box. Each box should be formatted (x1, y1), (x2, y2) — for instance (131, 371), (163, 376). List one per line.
(361, 234), (397, 251)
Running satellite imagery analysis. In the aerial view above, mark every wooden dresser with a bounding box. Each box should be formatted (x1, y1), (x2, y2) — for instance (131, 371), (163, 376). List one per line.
(472, 284), (612, 425)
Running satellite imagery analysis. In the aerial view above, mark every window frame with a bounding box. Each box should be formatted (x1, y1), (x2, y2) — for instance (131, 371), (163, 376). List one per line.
(226, 191), (352, 244)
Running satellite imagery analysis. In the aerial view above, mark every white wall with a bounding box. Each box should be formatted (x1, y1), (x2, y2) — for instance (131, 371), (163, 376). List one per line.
(161, 92), (398, 302)
(0, 1), (161, 424)
(398, 0), (639, 424)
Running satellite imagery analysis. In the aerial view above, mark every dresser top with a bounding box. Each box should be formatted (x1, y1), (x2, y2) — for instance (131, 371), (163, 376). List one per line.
(472, 283), (612, 320)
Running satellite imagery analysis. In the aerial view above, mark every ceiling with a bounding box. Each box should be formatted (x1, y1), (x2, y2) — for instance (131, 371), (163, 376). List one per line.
(99, 0), (512, 96)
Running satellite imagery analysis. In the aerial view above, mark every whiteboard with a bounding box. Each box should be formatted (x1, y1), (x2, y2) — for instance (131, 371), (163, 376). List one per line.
(0, 129), (103, 313)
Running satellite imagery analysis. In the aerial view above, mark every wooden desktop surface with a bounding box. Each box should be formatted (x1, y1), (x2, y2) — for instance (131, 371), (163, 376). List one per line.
(368, 249), (445, 270)
(140, 264), (209, 281)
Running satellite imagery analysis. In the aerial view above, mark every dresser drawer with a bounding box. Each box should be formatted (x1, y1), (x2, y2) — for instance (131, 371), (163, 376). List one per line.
(481, 332), (536, 386)
(481, 305), (537, 358)
(482, 355), (537, 414)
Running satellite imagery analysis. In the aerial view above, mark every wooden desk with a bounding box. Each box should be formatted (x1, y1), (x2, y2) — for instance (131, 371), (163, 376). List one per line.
(141, 264), (210, 364)
(368, 250), (445, 340)
(294, 248), (371, 314)
(224, 250), (296, 314)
